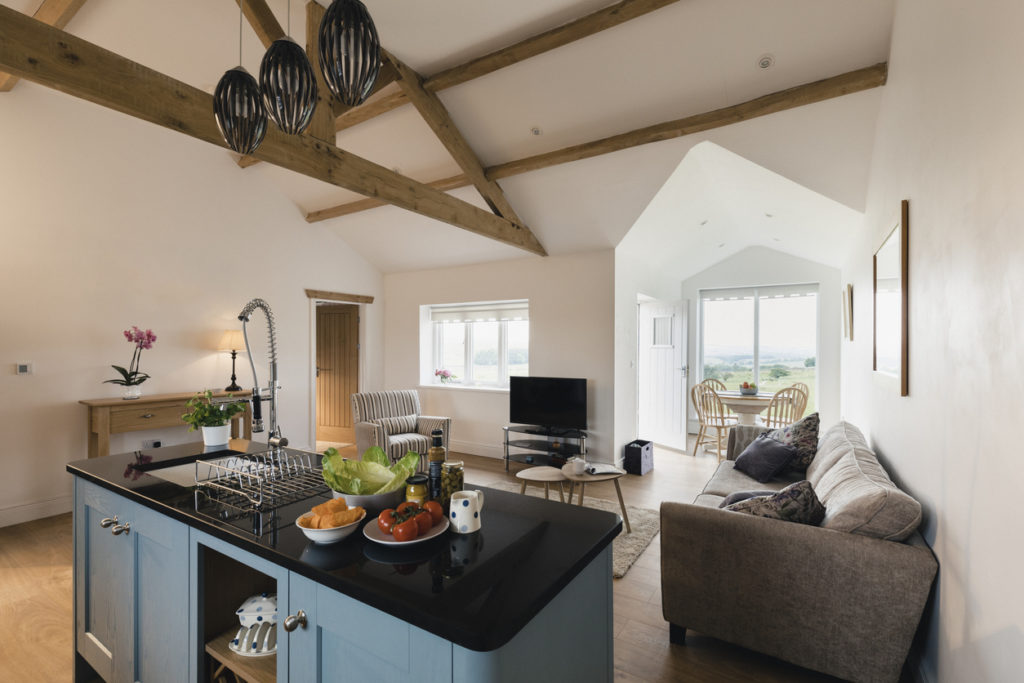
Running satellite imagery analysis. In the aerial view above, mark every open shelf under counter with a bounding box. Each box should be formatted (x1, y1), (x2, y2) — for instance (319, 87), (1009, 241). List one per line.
(206, 628), (276, 683)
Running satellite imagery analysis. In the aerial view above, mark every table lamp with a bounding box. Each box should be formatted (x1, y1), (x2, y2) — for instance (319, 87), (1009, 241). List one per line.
(218, 329), (246, 392)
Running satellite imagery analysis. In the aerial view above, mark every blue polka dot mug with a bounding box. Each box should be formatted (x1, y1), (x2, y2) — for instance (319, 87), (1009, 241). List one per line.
(449, 489), (485, 534)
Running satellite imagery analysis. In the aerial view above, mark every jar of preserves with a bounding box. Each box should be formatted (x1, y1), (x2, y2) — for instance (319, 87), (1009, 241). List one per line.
(405, 474), (428, 505)
(441, 460), (464, 509)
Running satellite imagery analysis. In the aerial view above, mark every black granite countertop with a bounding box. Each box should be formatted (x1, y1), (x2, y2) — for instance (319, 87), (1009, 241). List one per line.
(66, 440), (621, 651)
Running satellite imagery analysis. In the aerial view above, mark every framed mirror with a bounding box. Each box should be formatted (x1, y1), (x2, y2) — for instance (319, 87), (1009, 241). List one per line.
(873, 199), (909, 395)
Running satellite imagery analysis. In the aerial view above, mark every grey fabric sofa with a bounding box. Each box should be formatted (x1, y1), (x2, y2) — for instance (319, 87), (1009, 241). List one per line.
(660, 421), (937, 683)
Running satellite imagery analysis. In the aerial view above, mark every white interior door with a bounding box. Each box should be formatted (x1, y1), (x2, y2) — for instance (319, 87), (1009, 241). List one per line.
(637, 299), (687, 451)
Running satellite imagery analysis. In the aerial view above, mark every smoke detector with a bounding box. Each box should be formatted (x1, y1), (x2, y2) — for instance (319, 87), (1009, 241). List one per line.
(757, 54), (775, 69)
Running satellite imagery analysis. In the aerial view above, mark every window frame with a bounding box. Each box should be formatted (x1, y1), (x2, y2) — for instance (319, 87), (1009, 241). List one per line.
(425, 301), (528, 389)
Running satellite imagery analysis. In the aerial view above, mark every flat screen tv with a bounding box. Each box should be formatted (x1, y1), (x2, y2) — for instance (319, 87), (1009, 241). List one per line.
(509, 376), (587, 430)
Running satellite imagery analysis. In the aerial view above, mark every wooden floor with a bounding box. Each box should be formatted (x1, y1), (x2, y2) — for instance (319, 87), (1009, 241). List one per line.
(0, 442), (837, 682)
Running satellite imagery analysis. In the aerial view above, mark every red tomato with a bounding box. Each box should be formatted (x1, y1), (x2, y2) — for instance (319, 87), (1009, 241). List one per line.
(423, 500), (444, 525)
(393, 518), (419, 542)
(377, 509), (397, 535)
(413, 510), (433, 535)
(396, 501), (420, 517)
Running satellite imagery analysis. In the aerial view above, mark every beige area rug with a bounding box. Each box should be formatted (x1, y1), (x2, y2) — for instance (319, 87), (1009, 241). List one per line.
(487, 481), (659, 578)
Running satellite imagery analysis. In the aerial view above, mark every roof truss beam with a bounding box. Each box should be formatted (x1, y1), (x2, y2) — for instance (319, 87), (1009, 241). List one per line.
(0, 0), (88, 92)
(0, 5), (546, 255)
(305, 62), (888, 222)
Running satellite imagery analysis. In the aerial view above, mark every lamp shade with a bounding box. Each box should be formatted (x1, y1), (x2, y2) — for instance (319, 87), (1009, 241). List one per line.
(219, 329), (247, 352)
(318, 0), (381, 107)
(213, 67), (267, 155)
(260, 37), (318, 134)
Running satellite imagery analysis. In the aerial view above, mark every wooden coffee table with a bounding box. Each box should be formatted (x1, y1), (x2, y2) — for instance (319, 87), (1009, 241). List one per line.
(562, 468), (632, 534)
(515, 465), (568, 502)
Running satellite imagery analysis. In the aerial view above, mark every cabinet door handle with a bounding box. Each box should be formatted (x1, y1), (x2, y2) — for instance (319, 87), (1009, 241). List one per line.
(141, 413), (155, 419)
(111, 522), (131, 536)
(99, 516), (118, 528)
(283, 610), (307, 632)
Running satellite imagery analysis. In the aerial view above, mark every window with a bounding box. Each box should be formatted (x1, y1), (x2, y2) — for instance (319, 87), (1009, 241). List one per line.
(700, 285), (818, 412)
(424, 300), (528, 388)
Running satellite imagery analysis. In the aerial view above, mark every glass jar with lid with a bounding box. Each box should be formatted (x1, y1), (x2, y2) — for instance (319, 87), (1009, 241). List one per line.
(405, 474), (428, 505)
(440, 460), (464, 508)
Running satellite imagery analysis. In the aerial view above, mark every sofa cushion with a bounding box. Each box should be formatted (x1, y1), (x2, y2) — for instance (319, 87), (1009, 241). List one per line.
(718, 489), (778, 508)
(734, 434), (799, 483)
(813, 450), (922, 541)
(724, 480), (825, 525)
(700, 461), (795, 498)
(766, 412), (820, 472)
(806, 421), (869, 487)
(376, 414), (418, 436)
(693, 493), (726, 508)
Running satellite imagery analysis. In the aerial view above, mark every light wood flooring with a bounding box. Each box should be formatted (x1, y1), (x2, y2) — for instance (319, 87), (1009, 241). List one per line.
(0, 443), (837, 682)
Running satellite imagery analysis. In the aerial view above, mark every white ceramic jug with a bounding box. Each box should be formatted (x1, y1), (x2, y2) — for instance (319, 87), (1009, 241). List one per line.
(450, 489), (484, 533)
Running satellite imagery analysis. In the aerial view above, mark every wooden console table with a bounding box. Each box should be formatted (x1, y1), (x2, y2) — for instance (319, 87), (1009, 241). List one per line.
(80, 391), (252, 458)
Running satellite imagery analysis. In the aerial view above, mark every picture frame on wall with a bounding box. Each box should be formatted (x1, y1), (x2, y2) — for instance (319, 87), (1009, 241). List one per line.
(873, 199), (909, 396)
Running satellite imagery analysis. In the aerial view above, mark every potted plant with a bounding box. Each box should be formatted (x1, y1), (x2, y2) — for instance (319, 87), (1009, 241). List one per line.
(104, 326), (157, 399)
(182, 390), (247, 447)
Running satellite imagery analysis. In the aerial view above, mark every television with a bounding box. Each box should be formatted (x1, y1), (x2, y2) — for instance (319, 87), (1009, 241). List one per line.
(509, 376), (588, 430)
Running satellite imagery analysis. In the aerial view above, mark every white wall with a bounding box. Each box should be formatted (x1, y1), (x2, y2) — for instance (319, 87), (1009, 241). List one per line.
(680, 246), (841, 429)
(383, 250), (616, 463)
(841, 1), (1024, 680)
(0, 84), (383, 528)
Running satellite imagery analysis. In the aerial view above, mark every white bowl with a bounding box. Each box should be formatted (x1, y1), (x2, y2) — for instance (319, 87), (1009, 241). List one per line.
(332, 487), (404, 513)
(296, 508), (366, 544)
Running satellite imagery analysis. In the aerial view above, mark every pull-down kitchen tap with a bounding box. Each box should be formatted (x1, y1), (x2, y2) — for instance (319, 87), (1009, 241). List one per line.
(238, 298), (288, 449)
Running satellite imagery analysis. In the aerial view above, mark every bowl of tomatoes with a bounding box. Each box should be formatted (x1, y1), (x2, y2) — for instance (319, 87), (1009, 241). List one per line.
(364, 500), (448, 545)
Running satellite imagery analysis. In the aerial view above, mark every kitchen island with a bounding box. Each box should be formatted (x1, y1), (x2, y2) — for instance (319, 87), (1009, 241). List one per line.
(67, 440), (620, 682)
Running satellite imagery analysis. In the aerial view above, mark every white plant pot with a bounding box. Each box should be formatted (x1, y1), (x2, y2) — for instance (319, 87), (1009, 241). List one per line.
(201, 424), (231, 448)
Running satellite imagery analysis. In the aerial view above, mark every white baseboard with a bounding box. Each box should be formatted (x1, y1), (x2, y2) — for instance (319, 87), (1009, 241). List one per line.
(450, 439), (505, 459)
(0, 494), (73, 529)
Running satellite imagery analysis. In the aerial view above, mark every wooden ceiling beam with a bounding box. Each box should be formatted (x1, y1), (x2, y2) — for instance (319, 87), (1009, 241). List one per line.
(305, 174), (469, 222)
(235, 0), (285, 48)
(303, 0), (335, 143)
(0, 0), (88, 92)
(324, 0), (682, 133)
(385, 50), (525, 227)
(305, 63), (888, 222)
(0, 6), (546, 256)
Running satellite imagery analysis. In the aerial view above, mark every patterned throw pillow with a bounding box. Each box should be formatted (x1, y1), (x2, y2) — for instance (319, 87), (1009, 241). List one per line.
(766, 412), (820, 472)
(375, 415), (418, 436)
(725, 480), (825, 526)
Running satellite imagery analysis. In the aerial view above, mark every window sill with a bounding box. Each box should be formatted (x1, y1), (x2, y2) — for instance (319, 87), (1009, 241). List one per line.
(419, 384), (509, 394)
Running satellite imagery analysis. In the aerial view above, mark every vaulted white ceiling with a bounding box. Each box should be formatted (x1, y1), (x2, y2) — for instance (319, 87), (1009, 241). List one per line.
(2, 0), (895, 272)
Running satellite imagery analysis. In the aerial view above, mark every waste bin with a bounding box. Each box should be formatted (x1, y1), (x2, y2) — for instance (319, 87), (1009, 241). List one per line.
(623, 439), (653, 475)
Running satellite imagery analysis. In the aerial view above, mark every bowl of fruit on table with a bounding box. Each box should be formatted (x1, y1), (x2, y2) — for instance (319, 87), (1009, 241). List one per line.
(739, 382), (758, 396)
(364, 500), (448, 546)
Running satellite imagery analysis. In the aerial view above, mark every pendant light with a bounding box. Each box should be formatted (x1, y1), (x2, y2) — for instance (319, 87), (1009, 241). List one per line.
(214, 2), (267, 154)
(260, 1), (318, 134)
(318, 0), (381, 107)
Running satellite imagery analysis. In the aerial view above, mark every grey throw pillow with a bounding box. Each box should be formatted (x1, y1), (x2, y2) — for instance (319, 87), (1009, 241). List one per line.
(734, 433), (799, 483)
(725, 480), (825, 525)
(766, 412), (820, 473)
(718, 489), (778, 508)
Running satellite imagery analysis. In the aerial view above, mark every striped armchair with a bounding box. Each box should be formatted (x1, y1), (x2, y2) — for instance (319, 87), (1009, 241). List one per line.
(350, 390), (452, 471)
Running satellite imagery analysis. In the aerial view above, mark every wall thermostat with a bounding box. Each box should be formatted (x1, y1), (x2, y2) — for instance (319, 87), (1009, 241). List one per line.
(15, 362), (33, 375)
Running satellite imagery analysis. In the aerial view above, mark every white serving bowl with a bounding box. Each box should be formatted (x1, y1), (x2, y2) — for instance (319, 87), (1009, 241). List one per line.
(296, 508), (366, 544)
(332, 487), (404, 513)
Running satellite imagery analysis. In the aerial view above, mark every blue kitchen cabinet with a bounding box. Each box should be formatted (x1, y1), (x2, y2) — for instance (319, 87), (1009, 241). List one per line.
(74, 478), (189, 683)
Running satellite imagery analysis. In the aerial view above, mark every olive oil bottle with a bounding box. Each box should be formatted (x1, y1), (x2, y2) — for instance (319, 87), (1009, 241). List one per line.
(428, 428), (445, 503)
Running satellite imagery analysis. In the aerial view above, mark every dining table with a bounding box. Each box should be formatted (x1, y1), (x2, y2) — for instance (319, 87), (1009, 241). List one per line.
(716, 391), (773, 426)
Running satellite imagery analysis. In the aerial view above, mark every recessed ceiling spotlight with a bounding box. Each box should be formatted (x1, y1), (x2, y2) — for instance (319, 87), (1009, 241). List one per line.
(757, 54), (775, 69)
(700, 219), (708, 226)
(765, 212), (773, 218)
(772, 237), (782, 242)
(717, 242), (725, 248)
(530, 127), (543, 136)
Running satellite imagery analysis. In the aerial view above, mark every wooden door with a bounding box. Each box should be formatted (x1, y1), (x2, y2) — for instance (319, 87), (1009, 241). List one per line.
(316, 304), (359, 443)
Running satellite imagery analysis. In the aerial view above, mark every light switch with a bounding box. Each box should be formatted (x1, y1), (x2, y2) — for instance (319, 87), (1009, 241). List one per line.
(15, 362), (33, 375)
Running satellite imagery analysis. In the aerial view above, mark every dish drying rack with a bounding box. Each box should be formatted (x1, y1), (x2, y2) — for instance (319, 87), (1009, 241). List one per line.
(194, 448), (328, 518)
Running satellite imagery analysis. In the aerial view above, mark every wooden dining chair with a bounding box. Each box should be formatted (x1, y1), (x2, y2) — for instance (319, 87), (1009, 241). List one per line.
(691, 383), (736, 460)
(700, 378), (728, 392)
(764, 386), (804, 429)
(789, 382), (809, 419)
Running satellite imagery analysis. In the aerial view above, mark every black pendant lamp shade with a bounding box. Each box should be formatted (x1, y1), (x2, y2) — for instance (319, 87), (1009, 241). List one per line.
(318, 0), (381, 107)
(213, 67), (267, 155)
(260, 37), (318, 134)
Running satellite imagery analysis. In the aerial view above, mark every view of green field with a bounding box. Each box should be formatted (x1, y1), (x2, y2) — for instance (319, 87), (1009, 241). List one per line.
(704, 356), (817, 415)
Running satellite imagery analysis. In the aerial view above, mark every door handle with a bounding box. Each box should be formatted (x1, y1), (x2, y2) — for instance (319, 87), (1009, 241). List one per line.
(283, 610), (307, 632)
